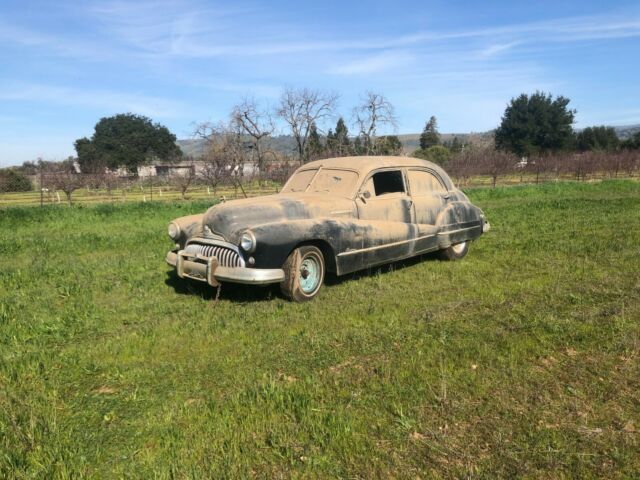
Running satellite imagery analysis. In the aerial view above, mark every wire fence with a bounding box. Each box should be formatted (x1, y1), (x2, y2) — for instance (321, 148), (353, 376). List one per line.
(1, 150), (639, 207)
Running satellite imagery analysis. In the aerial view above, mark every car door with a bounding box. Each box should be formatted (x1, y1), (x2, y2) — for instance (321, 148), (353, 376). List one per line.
(356, 169), (416, 266)
(406, 169), (448, 253)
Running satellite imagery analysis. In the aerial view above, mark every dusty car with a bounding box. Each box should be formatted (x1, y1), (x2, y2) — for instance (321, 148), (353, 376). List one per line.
(166, 156), (489, 301)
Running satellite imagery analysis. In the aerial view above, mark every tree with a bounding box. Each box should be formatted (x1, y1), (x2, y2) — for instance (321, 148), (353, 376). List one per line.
(194, 121), (247, 195)
(75, 113), (182, 172)
(420, 116), (440, 149)
(374, 135), (403, 155)
(277, 87), (338, 163)
(353, 92), (397, 154)
(412, 145), (451, 166)
(444, 136), (464, 153)
(45, 160), (83, 205)
(494, 92), (576, 157)
(74, 137), (103, 173)
(333, 117), (351, 156)
(231, 98), (274, 174)
(306, 122), (324, 160)
(576, 126), (620, 151)
(175, 159), (196, 200)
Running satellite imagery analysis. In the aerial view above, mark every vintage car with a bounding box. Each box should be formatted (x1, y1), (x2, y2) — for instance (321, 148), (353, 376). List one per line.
(166, 156), (489, 301)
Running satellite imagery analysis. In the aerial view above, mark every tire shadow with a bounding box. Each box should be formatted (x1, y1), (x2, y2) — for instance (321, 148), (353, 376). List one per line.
(164, 270), (279, 302)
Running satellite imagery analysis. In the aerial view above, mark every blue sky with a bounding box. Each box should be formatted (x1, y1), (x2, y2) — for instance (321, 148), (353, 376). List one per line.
(1, 0), (639, 166)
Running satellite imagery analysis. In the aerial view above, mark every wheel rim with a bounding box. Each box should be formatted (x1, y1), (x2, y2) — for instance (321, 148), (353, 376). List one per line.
(451, 242), (467, 254)
(299, 254), (321, 294)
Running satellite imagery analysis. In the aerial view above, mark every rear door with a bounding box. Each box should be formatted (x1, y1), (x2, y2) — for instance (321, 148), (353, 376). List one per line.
(356, 169), (416, 266)
(406, 169), (449, 252)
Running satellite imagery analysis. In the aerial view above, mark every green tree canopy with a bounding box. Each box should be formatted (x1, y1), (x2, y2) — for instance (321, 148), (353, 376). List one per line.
(0, 168), (33, 192)
(444, 136), (464, 153)
(419, 116), (440, 149)
(576, 126), (620, 151)
(495, 92), (576, 157)
(306, 122), (324, 160)
(375, 135), (402, 155)
(412, 145), (451, 166)
(75, 113), (182, 172)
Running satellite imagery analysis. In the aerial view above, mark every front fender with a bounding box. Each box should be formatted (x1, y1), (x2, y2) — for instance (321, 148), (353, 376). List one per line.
(247, 218), (366, 269)
(170, 214), (204, 247)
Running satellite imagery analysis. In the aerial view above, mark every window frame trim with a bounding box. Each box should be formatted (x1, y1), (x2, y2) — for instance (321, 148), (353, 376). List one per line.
(357, 167), (409, 199)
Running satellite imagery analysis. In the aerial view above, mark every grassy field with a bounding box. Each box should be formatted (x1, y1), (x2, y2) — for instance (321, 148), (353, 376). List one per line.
(1, 181), (639, 478)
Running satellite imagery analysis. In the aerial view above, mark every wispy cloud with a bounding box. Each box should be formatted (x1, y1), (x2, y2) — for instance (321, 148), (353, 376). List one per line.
(3, 5), (640, 61)
(478, 42), (520, 58)
(0, 84), (183, 118)
(328, 51), (414, 76)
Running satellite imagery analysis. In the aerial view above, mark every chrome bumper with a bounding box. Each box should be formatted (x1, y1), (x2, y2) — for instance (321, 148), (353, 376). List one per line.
(166, 250), (285, 286)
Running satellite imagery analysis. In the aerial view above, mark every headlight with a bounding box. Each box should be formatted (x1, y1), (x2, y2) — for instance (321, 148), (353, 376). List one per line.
(240, 231), (256, 252)
(168, 222), (181, 240)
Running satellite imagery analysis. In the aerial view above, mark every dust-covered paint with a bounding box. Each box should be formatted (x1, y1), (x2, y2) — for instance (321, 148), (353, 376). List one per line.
(166, 156), (489, 288)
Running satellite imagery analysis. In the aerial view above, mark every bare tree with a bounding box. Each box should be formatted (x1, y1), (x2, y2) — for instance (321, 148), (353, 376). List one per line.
(45, 162), (84, 205)
(174, 160), (196, 200)
(352, 92), (397, 155)
(231, 98), (274, 175)
(195, 121), (249, 195)
(277, 87), (338, 163)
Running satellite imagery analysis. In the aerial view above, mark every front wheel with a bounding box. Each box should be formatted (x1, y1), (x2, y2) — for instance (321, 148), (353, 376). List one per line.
(438, 241), (469, 261)
(280, 246), (325, 302)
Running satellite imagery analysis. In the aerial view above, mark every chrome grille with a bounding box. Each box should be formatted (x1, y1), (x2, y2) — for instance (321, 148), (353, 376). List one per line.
(184, 241), (244, 268)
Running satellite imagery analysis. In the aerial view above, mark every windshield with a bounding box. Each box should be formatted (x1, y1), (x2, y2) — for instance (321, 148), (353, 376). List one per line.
(282, 168), (359, 197)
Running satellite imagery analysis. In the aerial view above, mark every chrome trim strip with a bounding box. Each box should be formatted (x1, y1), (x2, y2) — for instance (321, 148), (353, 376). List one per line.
(438, 225), (478, 236)
(214, 266), (285, 285)
(337, 234), (436, 257)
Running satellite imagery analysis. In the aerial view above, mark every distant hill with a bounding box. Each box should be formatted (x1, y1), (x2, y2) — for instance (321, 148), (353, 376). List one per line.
(177, 124), (639, 157)
(614, 124), (640, 139)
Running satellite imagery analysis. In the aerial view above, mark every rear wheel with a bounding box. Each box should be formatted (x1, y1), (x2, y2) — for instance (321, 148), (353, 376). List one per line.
(438, 241), (469, 261)
(280, 246), (325, 302)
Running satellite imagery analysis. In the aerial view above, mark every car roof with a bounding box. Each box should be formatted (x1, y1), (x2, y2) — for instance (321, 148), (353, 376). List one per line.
(300, 156), (454, 189)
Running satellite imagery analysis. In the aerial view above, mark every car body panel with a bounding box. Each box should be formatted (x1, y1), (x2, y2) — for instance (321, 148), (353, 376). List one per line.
(166, 156), (488, 286)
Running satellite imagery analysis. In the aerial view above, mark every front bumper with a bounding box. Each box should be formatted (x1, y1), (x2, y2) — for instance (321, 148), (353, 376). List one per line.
(166, 250), (285, 286)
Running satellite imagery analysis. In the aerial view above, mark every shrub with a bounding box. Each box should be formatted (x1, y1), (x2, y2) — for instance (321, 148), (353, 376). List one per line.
(0, 169), (33, 192)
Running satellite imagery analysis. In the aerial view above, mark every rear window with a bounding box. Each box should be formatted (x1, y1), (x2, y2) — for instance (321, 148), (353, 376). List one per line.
(407, 170), (447, 194)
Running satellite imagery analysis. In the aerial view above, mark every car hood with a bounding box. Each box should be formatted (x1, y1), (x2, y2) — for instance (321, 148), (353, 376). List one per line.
(202, 193), (355, 242)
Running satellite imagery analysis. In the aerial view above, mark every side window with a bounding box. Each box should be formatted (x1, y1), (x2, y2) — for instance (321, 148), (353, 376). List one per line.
(408, 170), (447, 195)
(371, 170), (405, 196)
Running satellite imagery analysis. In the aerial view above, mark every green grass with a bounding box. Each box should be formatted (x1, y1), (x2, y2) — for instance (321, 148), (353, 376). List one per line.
(1, 180), (639, 478)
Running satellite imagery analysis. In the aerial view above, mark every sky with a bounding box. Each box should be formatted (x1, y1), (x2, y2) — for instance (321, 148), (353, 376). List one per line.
(1, 0), (639, 166)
